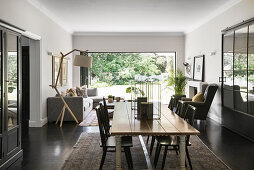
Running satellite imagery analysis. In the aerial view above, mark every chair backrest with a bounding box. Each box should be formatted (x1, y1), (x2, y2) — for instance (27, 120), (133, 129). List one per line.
(99, 103), (111, 137)
(201, 84), (208, 94)
(183, 105), (196, 144)
(103, 97), (109, 115)
(95, 105), (108, 146)
(203, 84), (218, 106)
(168, 96), (174, 110)
(175, 102), (183, 117)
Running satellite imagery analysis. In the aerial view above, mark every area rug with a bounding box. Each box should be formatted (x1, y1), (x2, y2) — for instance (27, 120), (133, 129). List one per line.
(79, 110), (98, 126)
(62, 133), (230, 170)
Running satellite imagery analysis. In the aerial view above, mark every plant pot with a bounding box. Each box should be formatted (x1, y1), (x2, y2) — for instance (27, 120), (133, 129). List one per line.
(116, 97), (120, 102)
(108, 98), (114, 103)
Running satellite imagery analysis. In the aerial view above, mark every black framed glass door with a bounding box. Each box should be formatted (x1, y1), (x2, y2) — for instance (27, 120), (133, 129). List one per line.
(3, 30), (21, 159)
(222, 18), (254, 141)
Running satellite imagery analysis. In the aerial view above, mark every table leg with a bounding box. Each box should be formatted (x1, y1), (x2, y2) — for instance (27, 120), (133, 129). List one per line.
(116, 135), (122, 170)
(179, 135), (186, 170)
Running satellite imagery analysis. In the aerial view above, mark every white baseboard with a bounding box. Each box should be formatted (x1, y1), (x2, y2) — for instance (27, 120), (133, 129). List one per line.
(29, 117), (48, 127)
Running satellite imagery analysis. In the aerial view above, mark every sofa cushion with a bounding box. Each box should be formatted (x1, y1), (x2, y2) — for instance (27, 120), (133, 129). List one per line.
(88, 96), (103, 103)
(87, 88), (98, 97)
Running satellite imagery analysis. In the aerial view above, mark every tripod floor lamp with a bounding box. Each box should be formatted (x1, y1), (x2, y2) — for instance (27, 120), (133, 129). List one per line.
(50, 49), (92, 127)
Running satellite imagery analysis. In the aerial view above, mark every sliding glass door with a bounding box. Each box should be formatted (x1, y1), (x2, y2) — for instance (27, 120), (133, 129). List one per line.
(3, 31), (20, 159)
(222, 19), (254, 140)
(0, 27), (22, 168)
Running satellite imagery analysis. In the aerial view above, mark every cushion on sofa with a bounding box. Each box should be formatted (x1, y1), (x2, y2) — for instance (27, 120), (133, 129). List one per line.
(88, 96), (103, 103)
(87, 88), (98, 97)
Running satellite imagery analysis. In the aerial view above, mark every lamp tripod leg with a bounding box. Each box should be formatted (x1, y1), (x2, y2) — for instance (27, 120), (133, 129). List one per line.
(60, 106), (66, 127)
(56, 106), (64, 124)
(55, 87), (79, 124)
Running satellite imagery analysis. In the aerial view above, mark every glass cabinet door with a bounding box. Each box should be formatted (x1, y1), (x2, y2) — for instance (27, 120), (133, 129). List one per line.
(223, 31), (234, 109)
(6, 33), (18, 131)
(223, 31), (234, 89)
(0, 30), (2, 161)
(234, 27), (248, 92)
(248, 24), (254, 115)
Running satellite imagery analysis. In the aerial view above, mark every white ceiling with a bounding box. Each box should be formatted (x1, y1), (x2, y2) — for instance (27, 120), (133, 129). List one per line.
(26, 0), (241, 34)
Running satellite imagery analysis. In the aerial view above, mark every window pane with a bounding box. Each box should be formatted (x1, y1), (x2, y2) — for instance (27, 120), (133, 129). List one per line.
(234, 70), (247, 91)
(223, 31), (234, 70)
(223, 71), (233, 89)
(223, 89), (233, 109)
(223, 53), (233, 70)
(234, 91), (247, 113)
(248, 92), (254, 116)
(0, 31), (2, 133)
(234, 53), (247, 70)
(248, 70), (254, 92)
(234, 27), (248, 53)
(7, 34), (18, 130)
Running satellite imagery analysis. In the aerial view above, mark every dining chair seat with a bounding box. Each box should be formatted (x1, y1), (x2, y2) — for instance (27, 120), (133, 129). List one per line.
(100, 136), (133, 148)
(156, 135), (191, 146)
(108, 109), (114, 118)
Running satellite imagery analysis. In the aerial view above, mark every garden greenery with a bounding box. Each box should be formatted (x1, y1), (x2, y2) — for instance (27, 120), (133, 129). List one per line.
(90, 53), (167, 87)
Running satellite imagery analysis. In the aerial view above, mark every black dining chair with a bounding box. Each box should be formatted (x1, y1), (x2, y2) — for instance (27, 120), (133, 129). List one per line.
(153, 105), (196, 170)
(99, 103), (111, 137)
(148, 99), (184, 153)
(96, 105), (133, 170)
(103, 97), (114, 118)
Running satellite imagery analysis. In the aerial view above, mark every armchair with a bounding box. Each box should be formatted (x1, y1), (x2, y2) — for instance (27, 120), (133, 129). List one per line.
(179, 84), (218, 120)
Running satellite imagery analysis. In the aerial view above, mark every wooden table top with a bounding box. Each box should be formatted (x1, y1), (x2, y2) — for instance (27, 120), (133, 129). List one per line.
(111, 102), (200, 136)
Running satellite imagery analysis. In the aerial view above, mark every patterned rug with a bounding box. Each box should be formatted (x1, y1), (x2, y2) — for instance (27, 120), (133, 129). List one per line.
(62, 132), (230, 170)
(79, 110), (98, 126)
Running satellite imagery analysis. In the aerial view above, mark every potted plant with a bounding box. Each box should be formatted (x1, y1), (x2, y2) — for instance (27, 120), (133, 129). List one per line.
(126, 86), (147, 115)
(108, 95), (114, 103)
(165, 68), (187, 105)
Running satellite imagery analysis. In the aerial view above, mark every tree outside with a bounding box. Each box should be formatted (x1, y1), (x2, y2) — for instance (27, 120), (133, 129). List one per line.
(88, 52), (176, 103)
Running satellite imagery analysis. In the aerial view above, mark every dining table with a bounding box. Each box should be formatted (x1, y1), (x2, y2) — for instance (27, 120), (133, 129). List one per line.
(110, 102), (200, 170)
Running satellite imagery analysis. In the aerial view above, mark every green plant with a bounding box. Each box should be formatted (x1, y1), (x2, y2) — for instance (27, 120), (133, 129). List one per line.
(165, 65), (187, 96)
(108, 95), (113, 98)
(126, 87), (145, 96)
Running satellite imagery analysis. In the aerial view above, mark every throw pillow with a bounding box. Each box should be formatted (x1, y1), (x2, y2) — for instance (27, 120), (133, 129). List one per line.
(76, 86), (84, 97)
(192, 92), (204, 102)
(66, 88), (77, 96)
(81, 85), (88, 98)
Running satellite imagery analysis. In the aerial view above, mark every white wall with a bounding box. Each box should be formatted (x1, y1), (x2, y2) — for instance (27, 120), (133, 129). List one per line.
(0, 0), (73, 126)
(185, 0), (254, 123)
(72, 34), (185, 86)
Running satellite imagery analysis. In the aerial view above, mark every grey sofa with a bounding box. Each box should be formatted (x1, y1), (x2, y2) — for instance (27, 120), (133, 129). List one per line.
(87, 88), (104, 108)
(47, 96), (93, 122)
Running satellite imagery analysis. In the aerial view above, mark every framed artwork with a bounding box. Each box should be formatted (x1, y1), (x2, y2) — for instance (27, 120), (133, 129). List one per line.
(52, 56), (68, 86)
(193, 55), (204, 81)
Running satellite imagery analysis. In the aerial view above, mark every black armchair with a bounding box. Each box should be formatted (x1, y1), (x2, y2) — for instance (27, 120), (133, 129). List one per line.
(179, 84), (218, 120)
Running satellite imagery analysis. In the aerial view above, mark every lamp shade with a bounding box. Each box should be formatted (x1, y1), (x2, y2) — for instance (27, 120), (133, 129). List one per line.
(73, 54), (92, 68)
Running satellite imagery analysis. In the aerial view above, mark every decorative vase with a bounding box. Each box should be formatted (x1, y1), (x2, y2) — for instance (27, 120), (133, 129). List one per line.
(116, 97), (120, 102)
(108, 98), (114, 103)
(137, 97), (147, 116)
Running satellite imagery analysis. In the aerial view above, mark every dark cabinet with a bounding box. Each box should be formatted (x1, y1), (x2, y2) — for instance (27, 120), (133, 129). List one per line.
(222, 18), (254, 141)
(0, 27), (22, 169)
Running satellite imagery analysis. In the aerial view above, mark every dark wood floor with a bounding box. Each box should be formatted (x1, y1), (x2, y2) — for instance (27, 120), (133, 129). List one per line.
(8, 118), (254, 170)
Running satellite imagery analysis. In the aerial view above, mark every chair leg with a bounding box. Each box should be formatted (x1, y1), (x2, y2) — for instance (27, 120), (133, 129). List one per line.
(161, 146), (168, 170)
(186, 147), (193, 170)
(154, 143), (161, 168)
(124, 147), (133, 170)
(150, 136), (155, 155)
(100, 147), (107, 170)
(146, 135), (150, 144)
(173, 146), (178, 155)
